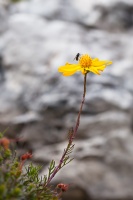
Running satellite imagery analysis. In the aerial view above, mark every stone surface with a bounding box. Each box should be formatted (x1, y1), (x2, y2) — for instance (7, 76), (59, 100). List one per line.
(0, 0), (133, 199)
(0, 1), (9, 34)
(39, 132), (133, 199)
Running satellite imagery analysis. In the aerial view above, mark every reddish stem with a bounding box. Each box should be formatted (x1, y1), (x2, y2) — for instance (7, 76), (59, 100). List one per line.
(45, 73), (87, 186)
(73, 73), (87, 138)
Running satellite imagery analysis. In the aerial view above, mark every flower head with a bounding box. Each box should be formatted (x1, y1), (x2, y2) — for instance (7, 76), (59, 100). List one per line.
(57, 183), (69, 192)
(0, 137), (10, 150)
(0, 137), (22, 150)
(21, 152), (32, 161)
(58, 54), (112, 76)
(19, 152), (32, 171)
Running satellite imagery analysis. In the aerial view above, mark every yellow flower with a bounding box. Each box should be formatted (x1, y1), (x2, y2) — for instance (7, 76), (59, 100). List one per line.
(58, 54), (112, 76)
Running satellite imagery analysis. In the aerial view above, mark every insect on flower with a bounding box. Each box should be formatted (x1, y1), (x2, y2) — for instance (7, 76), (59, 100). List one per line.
(58, 53), (112, 76)
(74, 53), (81, 61)
(57, 183), (69, 192)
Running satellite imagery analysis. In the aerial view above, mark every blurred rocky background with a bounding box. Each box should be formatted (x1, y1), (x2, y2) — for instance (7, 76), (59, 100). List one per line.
(0, 0), (133, 199)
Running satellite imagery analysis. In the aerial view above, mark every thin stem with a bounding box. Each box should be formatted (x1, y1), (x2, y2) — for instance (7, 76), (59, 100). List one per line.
(45, 73), (87, 186)
(73, 73), (87, 138)
(45, 131), (73, 186)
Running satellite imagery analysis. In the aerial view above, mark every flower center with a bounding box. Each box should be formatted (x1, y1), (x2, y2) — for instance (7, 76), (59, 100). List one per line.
(79, 54), (92, 68)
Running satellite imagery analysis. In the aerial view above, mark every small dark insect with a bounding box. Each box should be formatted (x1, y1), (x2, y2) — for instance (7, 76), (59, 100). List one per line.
(74, 53), (80, 61)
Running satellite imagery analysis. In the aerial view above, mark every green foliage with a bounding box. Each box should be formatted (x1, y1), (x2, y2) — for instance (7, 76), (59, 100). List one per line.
(10, 0), (24, 3)
(0, 133), (60, 200)
(0, 126), (75, 200)
(10, 0), (29, 3)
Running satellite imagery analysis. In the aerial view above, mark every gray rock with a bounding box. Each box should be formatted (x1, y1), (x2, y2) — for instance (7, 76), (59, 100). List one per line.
(0, 1), (133, 199)
(0, 0), (10, 34)
(10, 0), (133, 29)
(39, 132), (133, 200)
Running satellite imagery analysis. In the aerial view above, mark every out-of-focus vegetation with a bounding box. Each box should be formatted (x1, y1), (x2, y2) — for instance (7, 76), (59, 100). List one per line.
(10, 0), (24, 3)
(0, 132), (61, 200)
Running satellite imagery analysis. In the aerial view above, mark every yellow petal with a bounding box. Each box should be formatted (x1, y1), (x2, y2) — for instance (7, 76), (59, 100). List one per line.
(88, 67), (101, 75)
(58, 63), (81, 72)
(58, 63), (81, 73)
(92, 58), (112, 67)
(93, 65), (106, 71)
(62, 71), (77, 76)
